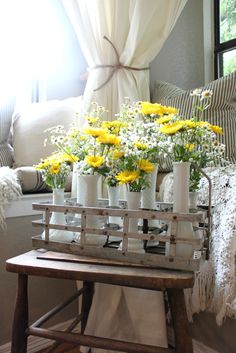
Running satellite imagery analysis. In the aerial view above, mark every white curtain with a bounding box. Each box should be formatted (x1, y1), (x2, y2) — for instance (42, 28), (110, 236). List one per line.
(62, 0), (188, 121)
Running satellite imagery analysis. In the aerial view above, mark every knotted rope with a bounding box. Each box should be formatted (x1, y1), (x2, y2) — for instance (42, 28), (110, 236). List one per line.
(90, 36), (150, 91)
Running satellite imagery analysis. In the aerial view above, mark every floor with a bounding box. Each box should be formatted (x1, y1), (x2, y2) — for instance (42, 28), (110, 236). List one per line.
(36, 340), (219, 353)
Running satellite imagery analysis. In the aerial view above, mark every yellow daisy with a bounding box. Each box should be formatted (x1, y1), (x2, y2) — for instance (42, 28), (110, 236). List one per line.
(138, 159), (155, 173)
(84, 127), (107, 137)
(96, 133), (121, 146)
(115, 170), (140, 184)
(85, 155), (104, 168)
(209, 124), (223, 135)
(49, 163), (61, 175)
(112, 150), (125, 159)
(160, 122), (184, 135)
(134, 142), (147, 150)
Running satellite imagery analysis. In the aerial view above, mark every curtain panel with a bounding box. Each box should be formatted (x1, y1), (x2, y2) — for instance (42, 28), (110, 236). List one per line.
(62, 0), (188, 123)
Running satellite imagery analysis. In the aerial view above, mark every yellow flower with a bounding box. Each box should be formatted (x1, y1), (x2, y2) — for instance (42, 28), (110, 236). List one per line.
(156, 115), (173, 124)
(138, 159), (155, 173)
(140, 102), (164, 115)
(96, 133), (121, 146)
(183, 120), (196, 128)
(49, 163), (61, 175)
(112, 150), (124, 159)
(140, 102), (178, 116)
(196, 121), (210, 128)
(134, 142), (147, 150)
(162, 106), (179, 115)
(209, 124), (223, 135)
(35, 161), (48, 170)
(86, 116), (99, 124)
(185, 143), (195, 151)
(102, 120), (124, 129)
(85, 155), (104, 168)
(115, 170), (140, 185)
(160, 122), (184, 135)
(84, 127), (107, 137)
(60, 153), (79, 163)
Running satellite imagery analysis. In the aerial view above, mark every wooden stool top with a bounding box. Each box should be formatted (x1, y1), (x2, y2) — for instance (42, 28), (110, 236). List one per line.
(6, 250), (194, 290)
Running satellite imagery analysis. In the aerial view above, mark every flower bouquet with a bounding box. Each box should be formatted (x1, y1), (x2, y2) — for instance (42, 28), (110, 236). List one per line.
(35, 152), (75, 189)
(34, 152), (76, 242)
(157, 89), (226, 192)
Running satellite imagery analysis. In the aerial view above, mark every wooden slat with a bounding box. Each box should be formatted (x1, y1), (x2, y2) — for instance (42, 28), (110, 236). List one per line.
(27, 327), (173, 353)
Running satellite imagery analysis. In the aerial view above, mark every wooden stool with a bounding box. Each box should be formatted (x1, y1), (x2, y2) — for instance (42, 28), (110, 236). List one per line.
(6, 250), (194, 353)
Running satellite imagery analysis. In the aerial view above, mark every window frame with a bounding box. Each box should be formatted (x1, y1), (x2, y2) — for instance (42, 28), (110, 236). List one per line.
(214, 0), (236, 78)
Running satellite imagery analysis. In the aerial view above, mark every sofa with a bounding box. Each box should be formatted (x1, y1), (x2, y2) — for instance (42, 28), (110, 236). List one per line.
(0, 71), (236, 351)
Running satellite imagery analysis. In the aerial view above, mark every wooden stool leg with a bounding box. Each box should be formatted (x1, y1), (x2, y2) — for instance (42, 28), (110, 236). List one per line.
(11, 274), (28, 353)
(167, 288), (193, 353)
(81, 281), (94, 334)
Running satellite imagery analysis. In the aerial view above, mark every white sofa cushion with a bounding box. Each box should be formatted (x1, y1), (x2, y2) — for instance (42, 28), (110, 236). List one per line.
(12, 96), (83, 167)
(152, 71), (236, 172)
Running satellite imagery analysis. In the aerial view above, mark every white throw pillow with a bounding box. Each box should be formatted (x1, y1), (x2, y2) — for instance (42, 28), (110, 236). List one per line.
(12, 96), (83, 167)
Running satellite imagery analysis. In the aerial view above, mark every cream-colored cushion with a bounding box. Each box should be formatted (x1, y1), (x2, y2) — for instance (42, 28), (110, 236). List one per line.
(12, 96), (83, 167)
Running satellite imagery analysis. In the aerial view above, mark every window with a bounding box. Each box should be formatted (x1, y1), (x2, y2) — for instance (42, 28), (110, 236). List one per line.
(0, 0), (81, 103)
(214, 0), (236, 77)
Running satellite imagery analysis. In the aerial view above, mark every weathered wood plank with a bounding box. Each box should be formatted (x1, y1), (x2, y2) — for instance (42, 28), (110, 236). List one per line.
(31, 202), (208, 272)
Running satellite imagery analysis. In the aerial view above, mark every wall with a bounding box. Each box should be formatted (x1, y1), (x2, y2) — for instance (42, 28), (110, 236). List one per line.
(150, 0), (206, 92)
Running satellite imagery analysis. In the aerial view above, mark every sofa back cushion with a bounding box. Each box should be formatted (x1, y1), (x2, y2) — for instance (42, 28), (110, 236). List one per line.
(0, 97), (15, 167)
(152, 71), (236, 172)
(12, 96), (83, 167)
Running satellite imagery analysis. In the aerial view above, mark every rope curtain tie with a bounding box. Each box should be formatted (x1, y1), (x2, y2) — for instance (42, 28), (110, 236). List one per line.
(90, 36), (150, 91)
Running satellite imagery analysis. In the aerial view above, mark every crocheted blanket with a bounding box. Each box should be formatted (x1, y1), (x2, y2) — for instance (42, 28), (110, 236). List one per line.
(0, 167), (22, 230)
(160, 165), (236, 325)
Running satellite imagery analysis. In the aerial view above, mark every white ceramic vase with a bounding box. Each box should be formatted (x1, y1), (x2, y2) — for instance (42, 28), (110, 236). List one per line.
(189, 191), (199, 210)
(107, 185), (122, 225)
(166, 162), (194, 258)
(71, 162), (78, 199)
(141, 164), (158, 211)
(126, 190), (144, 253)
(140, 164), (159, 246)
(79, 174), (105, 246)
(42, 188), (74, 243)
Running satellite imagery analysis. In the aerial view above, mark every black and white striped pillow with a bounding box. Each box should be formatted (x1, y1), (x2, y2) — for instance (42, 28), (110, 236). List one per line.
(15, 166), (72, 193)
(152, 71), (236, 172)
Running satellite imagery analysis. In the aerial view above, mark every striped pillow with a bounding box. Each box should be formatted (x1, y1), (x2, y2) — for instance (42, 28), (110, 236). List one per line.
(152, 71), (236, 172)
(0, 97), (15, 167)
(15, 166), (72, 193)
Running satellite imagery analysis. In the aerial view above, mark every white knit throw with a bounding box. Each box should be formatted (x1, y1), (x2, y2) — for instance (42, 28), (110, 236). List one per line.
(0, 167), (22, 230)
(160, 165), (236, 325)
